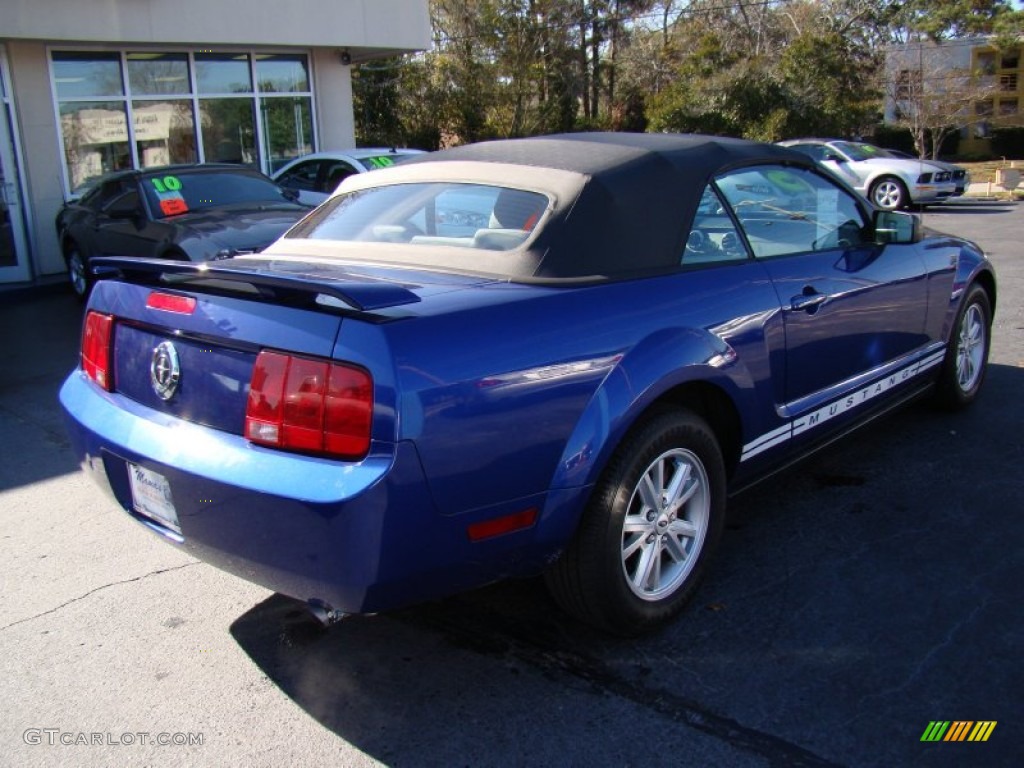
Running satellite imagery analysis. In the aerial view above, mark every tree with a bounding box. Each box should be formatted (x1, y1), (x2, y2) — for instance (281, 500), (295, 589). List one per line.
(645, 2), (881, 142)
(885, 0), (1021, 42)
(779, 29), (880, 138)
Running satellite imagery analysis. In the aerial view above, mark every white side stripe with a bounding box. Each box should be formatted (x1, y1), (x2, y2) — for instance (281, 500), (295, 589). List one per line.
(741, 424), (793, 461)
(741, 349), (945, 462)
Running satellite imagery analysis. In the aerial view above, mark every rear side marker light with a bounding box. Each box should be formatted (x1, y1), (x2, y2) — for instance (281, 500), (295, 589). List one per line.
(81, 311), (114, 391)
(245, 350), (373, 460)
(146, 292), (197, 314)
(468, 508), (539, 542)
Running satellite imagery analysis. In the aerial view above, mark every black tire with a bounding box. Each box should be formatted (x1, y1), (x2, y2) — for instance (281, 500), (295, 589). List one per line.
(869, 176), (908, 211)
(545, 409), (726, 635)
(933, 283), (992, 409)
(65, 242), (91, 301)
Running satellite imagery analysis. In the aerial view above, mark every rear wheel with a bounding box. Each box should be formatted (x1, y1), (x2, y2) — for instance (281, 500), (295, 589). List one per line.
(870, 177), (908, 210)
(934, 284), (991, 408)
(545, 409), (726, 635)
(65, 242), (90, 300)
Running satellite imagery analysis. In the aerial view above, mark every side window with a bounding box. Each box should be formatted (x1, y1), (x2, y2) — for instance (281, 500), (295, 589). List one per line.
(102, 188), (141, 217)
(277, 161), (320, 192)
(715, 166), (869, 259)
(87, 180), (128, 211)
(682, 186), (750, 264)
(321, 162), (359, 193)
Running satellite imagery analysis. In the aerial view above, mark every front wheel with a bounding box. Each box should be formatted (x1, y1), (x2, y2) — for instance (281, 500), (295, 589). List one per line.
(870, 177), (908, 210)
(545, 409), (726, 635)
(934, 284), (992, 409)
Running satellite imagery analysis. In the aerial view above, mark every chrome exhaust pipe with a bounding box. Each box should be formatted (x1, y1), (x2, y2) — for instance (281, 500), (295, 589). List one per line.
(306, 599), (350, 627)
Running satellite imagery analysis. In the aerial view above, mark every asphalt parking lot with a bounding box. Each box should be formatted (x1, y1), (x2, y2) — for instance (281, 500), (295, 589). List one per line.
(1, 199), (1021, 767)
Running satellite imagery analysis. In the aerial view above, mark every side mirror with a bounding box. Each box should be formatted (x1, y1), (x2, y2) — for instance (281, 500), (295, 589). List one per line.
(874, 210), (920, 244)
(281, 187), (300, 202)
(824, 152), (846, 164)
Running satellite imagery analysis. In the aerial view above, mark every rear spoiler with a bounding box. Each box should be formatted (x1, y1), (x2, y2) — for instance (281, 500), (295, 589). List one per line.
(90, 256), (421, 313)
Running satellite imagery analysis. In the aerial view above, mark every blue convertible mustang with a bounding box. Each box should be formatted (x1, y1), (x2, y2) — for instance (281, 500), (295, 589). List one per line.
(61, 133), (995, 635)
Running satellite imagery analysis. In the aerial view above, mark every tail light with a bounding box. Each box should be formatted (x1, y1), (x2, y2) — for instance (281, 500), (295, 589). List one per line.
(245, 350), (373, 460)
(81, 311), (114, 391)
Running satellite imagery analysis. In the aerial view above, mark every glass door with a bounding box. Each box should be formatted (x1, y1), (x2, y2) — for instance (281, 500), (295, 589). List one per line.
(1, 47), (31, 284)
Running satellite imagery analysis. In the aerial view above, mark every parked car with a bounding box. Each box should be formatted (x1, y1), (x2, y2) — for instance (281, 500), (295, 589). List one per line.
(60, 133), (995, 635)
(883, 148), (971, 196)
(56, 164), (310, 299)
(778, 139), (957, 210)
(271, 148), (426, 206)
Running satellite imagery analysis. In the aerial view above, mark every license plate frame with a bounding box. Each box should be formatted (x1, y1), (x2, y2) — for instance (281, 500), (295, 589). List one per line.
(128, 463), (181, 535)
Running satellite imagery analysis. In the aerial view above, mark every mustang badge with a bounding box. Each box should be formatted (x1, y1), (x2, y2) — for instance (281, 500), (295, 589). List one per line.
(150, 341), (181, 400)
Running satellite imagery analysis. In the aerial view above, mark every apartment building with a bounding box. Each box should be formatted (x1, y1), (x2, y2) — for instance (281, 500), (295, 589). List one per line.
(885, 36), (1023, 156)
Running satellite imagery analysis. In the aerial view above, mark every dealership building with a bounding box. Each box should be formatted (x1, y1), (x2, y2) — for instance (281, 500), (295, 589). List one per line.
(0, 0), (430, 289)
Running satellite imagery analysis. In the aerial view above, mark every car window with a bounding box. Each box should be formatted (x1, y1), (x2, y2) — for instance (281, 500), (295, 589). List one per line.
(715, 166), (870, 258)
(276, 161), (321, 192)
(682, 186), (749, 264)
(285, 182), (548, 252)
(359, 155), (404, 171)
(786, 144), (826, 162)
(140, 170), (296, 218)
(102, 188), (142, 216)
(84, 179), (130, 211)
(321, 161), (359, 192)
(831, 142), (885, 162)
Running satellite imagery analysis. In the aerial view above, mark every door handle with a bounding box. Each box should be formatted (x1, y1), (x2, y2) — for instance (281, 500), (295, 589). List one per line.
(790, 291), (828, 312)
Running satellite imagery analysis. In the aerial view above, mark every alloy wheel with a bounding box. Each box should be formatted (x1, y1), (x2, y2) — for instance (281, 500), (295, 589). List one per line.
(620, 447), (710, 601)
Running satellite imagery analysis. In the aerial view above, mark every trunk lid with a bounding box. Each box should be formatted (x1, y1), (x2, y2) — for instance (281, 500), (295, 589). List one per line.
(90, 255), (497, 437)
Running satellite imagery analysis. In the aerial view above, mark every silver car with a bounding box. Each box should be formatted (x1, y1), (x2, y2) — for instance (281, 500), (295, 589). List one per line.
(272, 148), (426, 206)
(883, 149), (971, 197)
(778, 139), (956, 210)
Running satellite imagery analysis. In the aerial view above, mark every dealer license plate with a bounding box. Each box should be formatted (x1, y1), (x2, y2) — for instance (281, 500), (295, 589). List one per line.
(128, 463), (181, 535)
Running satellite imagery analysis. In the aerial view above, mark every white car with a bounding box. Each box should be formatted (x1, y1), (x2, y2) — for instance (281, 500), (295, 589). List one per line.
(777, 139), (956, 210)
(272, 148), (425, 206)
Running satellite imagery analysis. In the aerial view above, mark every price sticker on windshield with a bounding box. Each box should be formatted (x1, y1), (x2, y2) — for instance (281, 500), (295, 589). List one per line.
(150, 176), (189, 215)
(159, 197), (188, 216)
(365, 156), (396, 170)
(150, 176), (183, 193)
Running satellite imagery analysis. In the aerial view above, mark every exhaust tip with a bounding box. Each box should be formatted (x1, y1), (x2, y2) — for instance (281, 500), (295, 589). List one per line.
(307, 599), (350, 627)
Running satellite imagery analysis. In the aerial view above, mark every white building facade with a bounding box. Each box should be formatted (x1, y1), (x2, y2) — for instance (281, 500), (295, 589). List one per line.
(0, 0), (431, 287)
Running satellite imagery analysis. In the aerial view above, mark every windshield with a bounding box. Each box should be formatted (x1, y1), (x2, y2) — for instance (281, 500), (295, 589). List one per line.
(285, 182), (549, 252)
(141, 170), (298, 218)
(831, 142), (887, 162)
(359, 152), (423, 171)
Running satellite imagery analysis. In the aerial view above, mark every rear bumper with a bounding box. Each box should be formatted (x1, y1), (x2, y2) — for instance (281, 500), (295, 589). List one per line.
(60, 371), (559, 613)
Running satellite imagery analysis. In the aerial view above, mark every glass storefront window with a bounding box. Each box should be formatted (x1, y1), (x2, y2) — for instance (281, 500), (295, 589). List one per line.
(133, 100), (197, 166)
(196, 53), (252, 94)
(261, 97), (313, 172)
(53, 52), (124, 99)
(54, 50), (313, 187)
(60, 101), (132, 190)
(256, 54), (309, 93)
(200, 98), (256, 164)
(128, 53), (191, 96)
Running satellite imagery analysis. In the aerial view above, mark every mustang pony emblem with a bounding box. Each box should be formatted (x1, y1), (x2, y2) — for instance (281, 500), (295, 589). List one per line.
(150, 341), (180, 401)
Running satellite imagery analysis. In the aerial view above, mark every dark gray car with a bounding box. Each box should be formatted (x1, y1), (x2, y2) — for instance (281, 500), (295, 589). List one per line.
(56, 164), (310, 299)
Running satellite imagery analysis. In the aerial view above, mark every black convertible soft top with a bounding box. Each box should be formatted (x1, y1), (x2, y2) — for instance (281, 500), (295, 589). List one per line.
(279, 133), (817, 282)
